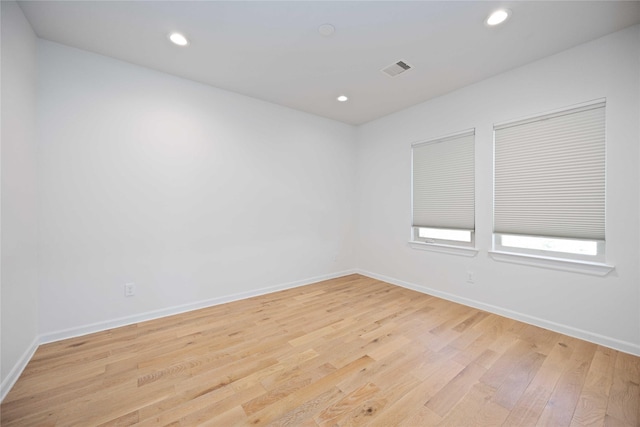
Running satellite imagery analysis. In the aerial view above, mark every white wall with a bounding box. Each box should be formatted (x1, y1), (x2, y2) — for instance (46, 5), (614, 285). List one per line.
(356, 25), (640, 353)
(1, 2), (40, 390)
(37, 40), (356, 337)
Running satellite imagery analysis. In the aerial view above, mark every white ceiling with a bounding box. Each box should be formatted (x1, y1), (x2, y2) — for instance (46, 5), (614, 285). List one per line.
(18, 1), (640, 125)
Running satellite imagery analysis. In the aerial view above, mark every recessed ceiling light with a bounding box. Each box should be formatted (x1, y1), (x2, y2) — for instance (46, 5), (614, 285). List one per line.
(318, 24), (335, 37)
(486, 9), (511, 26)
(337, 95), (348, 102)
(169, 32), (189, 46)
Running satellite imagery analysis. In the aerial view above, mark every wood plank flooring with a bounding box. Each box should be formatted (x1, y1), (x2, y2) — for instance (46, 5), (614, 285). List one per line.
(2, 274), (639, 426)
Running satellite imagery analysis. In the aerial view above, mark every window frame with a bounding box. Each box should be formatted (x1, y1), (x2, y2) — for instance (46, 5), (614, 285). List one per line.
(412, 226), (475, 248)
(490, 99), (612, 273)
(410, 129), (476, 253)
(492, 233), (605, 263)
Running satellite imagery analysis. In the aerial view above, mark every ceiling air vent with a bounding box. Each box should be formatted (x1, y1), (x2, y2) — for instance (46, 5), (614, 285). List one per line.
(381, 60), (412, 77)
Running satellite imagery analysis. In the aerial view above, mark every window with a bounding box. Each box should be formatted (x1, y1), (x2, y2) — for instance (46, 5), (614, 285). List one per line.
(493, 101), (606, 262)
(412, 130), (475, 249)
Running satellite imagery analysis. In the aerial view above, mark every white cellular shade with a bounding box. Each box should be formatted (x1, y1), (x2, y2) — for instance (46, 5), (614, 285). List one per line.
(412, 131), (475, 230)
(494, 102), (605, 240)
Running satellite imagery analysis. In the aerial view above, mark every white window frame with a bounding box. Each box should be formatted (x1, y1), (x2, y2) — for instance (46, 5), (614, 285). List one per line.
(490, 99), (613, 275)
(493, 233), (605, 263)
(409, 129), (477, 257)
(413, 227), (475, 247)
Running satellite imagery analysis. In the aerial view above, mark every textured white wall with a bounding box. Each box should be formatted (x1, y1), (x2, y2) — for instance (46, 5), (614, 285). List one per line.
(37, 40), (356, 335)
(356, 25), (640, 352)
(1, 2), (40, 385)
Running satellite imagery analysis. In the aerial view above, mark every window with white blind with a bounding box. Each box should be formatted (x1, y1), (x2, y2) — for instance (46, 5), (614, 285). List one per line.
(412, 130), (475, 249)
(493, 100), (606, 262)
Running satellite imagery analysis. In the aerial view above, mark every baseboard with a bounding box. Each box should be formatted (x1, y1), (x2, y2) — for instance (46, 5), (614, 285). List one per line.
(3, 270), (354, 402)
(39, 269), (357, 345)
(356, 269), (640, 357)
(1, 335), (39, 402)
(0, 269), (355, 402)
(10, 266), (635, 404)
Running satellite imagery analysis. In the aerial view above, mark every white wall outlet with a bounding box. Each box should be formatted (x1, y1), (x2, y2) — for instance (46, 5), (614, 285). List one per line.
(124, 283), (136, 297)
(466, 271), (475, 284)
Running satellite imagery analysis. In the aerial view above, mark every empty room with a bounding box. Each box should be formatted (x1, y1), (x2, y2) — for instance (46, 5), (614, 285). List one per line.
(2, 1), (640, 425)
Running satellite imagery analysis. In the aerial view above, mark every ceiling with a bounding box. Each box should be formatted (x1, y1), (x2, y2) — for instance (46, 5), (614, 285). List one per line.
(18, 1), (640, 125)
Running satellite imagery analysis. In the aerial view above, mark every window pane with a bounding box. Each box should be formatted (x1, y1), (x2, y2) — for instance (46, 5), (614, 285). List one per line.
(418, 228), (471, 242)
(501, 235), (597, 256)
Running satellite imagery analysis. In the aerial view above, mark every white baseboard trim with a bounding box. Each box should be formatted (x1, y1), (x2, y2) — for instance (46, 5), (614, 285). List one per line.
(356, 269), (640, 357)
(1, 269), (356, 403)
(1, 335), (39, 402)
(39, 269), (357, 345)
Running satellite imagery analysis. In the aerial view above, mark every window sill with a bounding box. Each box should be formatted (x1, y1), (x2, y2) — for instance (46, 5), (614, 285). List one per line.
(488, 250), (614, 276)
(409, 241), (478, 257)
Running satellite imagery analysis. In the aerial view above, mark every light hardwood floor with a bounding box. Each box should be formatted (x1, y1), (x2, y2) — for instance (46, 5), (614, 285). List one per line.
(2, 274), (639, 426)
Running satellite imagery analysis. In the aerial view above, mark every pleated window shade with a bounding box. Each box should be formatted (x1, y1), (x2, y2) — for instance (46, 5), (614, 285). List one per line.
(412, 131), (475, 230)
(494, 102), (606, 240)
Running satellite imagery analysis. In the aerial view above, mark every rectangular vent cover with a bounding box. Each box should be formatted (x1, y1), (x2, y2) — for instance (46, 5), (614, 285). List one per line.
(382, 60), (412, 77)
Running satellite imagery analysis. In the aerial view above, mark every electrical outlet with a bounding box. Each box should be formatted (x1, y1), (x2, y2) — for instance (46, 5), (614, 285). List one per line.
(124, 283), (136, 297)
(466, 271), (474, 284)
